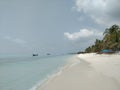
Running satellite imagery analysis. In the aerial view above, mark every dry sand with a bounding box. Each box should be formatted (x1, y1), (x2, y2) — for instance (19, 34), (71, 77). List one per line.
(37, 53), (120, 90)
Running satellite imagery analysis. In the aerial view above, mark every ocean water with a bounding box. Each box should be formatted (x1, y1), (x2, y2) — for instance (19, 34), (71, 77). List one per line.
(0, 55), (74, 90)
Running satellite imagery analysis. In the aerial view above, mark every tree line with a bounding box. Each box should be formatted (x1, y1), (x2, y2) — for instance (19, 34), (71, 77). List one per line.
(85, 24), (120, 53)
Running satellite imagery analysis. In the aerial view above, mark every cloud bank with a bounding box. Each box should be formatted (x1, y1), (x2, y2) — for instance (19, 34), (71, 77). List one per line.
(64, 29), (102, 40)
(74, 0), (120, 25)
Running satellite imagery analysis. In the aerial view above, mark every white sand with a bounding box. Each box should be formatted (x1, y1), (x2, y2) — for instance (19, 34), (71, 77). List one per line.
(37, 53), (120, 90)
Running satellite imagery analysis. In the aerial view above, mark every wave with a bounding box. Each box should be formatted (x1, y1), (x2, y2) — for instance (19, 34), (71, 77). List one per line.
(29, 66), (64, 90)
(29, 55), (80, 90)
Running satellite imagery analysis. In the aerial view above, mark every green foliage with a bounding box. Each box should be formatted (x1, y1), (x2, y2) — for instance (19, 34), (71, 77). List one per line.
(85, 24), (120, 53)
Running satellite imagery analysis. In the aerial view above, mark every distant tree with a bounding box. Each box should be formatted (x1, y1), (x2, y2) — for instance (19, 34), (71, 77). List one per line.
(85, 46), (91, 53)
(94, 39), (103, 52)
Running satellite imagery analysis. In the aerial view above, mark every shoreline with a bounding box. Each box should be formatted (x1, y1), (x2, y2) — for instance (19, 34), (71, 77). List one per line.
(30, 55), (76, 90)
(37, 53), (120, 90)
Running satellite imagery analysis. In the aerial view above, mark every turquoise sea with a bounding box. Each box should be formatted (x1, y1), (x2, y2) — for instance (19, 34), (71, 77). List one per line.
(0, 55), (74, 90)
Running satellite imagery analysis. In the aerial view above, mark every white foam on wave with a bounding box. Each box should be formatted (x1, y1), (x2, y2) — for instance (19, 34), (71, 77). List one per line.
(29, 55), (77, 90)
(29, 66), (64, 90)
(29, 78), (47, 90)
(69, 60), (80, 68)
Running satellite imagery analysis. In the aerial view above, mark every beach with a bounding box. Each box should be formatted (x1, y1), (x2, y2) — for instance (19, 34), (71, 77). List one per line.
(37, 53), (120, 90)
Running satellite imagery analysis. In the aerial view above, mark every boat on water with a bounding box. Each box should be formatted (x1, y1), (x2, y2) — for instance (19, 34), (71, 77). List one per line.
(46, 53), (51, 55)
(32, 54), (38, 56)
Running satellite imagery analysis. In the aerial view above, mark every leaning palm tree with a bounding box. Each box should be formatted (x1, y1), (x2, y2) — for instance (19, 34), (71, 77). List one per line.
(84, 24), (120, 53)
(103, 24), (120, 50)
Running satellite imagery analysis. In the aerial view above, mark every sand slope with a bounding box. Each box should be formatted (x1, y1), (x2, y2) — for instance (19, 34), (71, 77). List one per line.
(37, 53), (120, 90)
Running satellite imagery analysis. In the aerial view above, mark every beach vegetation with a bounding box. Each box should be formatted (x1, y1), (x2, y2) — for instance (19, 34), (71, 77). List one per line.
(85, 24), (120, 53)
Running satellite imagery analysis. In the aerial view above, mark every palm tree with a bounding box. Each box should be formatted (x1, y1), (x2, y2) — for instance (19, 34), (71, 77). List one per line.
(103, 24), (120, 50)
(94, 39), (102, 52)
(85, 24), (120, 53)
(85, 46), (91, 53)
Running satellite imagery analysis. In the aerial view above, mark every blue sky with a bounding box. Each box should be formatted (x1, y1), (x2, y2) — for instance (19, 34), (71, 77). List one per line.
(0, 0), (120, 55)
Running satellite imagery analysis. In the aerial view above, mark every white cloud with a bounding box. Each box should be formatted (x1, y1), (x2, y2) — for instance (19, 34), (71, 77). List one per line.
(12, 38), (27, 44)
(64, 29), (102, 40)
(3, 36), (27, 45)
(74, 0), (120, 25)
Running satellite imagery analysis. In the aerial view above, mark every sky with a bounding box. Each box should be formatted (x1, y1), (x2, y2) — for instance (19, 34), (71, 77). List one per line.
(0, 0), (120, 56)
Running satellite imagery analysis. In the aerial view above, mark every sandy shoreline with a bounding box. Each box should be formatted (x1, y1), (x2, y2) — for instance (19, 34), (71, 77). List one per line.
(37, 53), (120, 90)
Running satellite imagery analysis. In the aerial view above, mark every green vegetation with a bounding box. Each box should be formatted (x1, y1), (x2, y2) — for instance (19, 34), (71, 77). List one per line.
(85, 24), (120, 53)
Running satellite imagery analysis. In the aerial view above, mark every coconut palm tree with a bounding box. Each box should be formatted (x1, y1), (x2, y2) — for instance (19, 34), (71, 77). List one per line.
(103, 24), (120, 50)
(85, 24), (120, 53)
(94, 39), (102, 52)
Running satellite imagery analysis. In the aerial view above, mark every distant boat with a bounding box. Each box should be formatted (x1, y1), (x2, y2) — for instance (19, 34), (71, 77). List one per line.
(46, 53), (51, 55)
(32, 54), (38, 56)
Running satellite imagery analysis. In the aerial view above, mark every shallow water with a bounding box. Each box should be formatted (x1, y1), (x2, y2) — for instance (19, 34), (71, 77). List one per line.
(0, 55), (73, 90)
